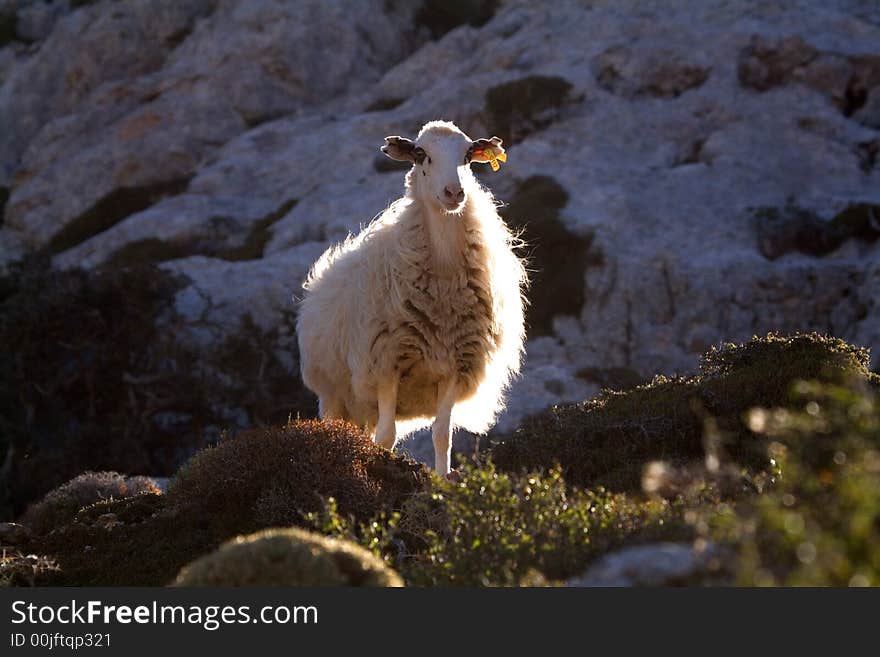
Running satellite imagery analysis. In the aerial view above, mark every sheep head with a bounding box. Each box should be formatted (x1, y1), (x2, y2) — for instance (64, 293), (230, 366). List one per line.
(381, 121), (506, 215)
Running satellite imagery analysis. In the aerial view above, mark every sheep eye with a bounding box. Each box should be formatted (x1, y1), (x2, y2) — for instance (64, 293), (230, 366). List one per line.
(427, 156), (432, 164)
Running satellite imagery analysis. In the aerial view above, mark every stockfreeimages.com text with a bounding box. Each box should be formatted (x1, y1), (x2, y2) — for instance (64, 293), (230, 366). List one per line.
(11, 600), (317, 632)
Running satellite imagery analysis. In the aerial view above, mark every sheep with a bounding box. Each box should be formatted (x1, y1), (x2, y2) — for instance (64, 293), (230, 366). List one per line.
(297, 120), (527, 475)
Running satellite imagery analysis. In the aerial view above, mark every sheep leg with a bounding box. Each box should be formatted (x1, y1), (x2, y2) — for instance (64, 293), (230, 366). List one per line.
(319, 395), (345, 419)
(432, 379), (457, 476)
(374, 377), (398, 450)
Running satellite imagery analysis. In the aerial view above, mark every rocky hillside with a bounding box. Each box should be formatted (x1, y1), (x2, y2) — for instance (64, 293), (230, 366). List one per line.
(1, 1), (880, 503)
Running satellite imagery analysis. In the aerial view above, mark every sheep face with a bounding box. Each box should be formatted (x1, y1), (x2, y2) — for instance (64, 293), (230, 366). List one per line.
(382, 121), (506, 215)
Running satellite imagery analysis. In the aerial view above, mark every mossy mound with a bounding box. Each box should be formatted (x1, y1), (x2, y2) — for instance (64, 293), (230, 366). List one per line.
(168, 419), (429, 536)
(20, 471), (161, 536)
(489, 333), (874, 491)
(173, 527), (403, 587)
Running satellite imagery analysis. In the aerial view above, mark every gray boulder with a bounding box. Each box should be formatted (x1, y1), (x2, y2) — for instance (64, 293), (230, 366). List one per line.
(567, 542), (730, 587)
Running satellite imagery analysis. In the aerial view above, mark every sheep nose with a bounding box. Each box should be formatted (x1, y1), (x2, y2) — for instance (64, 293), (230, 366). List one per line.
(444, 185), (464, 202)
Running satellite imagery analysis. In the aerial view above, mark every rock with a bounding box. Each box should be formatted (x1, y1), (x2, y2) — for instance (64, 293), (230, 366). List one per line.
(265, 175), (405, 254)
(14, 0), (70, 43)
(485, 75), (577, 143)
(738, 35), (817, 92)
(160, 244), (325, 344)
(567, 542), (729, 587)
(54, 194), (286, 269)
(854, 87), (880, 128)
(753, 201), (880, 260)
(3, 0), (421, 247)
(594, 45), (710, 98)
(0, 0), (216, 186)
(2, 0), (880, 450)
(0, 228), (25, 274)
(801, 53), (853, 106)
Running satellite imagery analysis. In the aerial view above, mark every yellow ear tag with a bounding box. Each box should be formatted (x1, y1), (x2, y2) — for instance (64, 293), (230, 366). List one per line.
(487, 149), (506, 172)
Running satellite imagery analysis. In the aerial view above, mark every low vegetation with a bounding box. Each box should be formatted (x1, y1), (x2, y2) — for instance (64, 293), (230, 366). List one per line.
(20, 471), (161, 536)
(5, 332), (879, 586)
(0, 258), (316, 518)
(489, 333), (874, 491)
(308, 463), (688, 586)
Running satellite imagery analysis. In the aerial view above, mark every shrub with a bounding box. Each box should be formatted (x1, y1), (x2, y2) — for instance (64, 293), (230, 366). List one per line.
(411, 464), (689, 586)
(709, 382), (880, 585)
(172, 527), (403, 587)
(33, 493), (223, 586)
(20, 421), (427, 586)
(0, 258), (189, 517)
(0, 552), (60, 587)
(490, 333), (874, 491)
(0, 258), (316, 518)
(20, 471), (160, 536)
(167, 419), (430, 536)
(311, 463), (687, 586)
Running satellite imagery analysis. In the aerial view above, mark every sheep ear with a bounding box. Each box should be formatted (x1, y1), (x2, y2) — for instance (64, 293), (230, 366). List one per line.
(468, 137), (506, 164)
(381, 136), (424, 163)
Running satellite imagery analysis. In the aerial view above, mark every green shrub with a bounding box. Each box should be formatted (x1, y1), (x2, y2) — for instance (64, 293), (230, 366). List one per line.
(311, 463), (687, 586)
(172, 527), (403, 587)
(708, 382), (880, 585)
(490, 333), (873, 491)
(304, 497), (404, 567)
(20, 471), (160, 536)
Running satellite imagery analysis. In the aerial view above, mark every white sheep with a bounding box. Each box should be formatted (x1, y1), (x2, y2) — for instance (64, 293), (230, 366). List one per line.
(297, 120), (526, 475)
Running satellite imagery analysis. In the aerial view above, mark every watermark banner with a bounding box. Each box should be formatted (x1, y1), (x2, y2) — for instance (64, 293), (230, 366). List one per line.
(1, 588), (876, 654)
